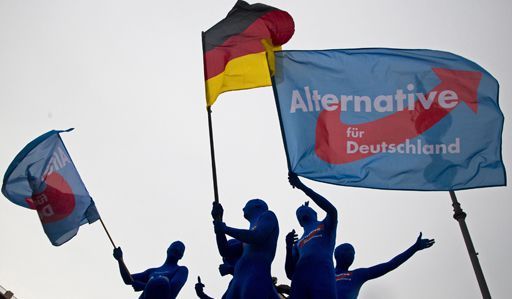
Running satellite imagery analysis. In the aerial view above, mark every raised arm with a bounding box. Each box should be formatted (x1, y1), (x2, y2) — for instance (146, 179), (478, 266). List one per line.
(288, 172), (337, 228)
(113, 247), (135, 285)
(215, 212), (278, 245)
(195, 276), (215, 299)
(212, 202), (229, 256)
(168, 266), (189, 298)
(285, 229), (299, 279)
(212, 202), (243, 258)
(360, 233), (435, 281)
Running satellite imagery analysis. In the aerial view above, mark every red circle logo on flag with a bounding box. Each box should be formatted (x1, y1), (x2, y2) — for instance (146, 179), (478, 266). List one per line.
(30, 173), (76, 223)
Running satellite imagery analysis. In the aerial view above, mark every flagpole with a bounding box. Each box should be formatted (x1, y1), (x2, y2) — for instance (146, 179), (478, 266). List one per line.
(202, 31), (220, 207)
(266, 49), (293, 173)
(99, 217), (117, 248)
(207, 106), (220, 204)
(270, 77), (292, 172)
(449, 190), (491, 299)
(201, 31), (219, 207)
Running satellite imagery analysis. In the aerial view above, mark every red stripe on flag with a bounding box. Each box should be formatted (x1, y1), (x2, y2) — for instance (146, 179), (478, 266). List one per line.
(204, 10), (291, 80)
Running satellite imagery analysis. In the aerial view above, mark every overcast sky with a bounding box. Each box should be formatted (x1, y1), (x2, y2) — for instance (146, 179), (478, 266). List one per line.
(1, 0), (511, 298)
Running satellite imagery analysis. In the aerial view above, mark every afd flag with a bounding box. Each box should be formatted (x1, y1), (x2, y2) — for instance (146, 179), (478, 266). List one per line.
(272, 49), (506, 190)
(2, 129), (100, 245)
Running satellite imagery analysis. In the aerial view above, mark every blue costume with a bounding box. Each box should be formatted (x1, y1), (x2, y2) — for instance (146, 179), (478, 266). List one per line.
(214, 199), (280, 299)
(113, 241), (188, 299)
(285, 173), (338, 299)
(334, 233), (435, 299)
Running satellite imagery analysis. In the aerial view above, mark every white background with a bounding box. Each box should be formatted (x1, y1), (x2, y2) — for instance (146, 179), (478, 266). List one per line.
(1, 0), (510, 298)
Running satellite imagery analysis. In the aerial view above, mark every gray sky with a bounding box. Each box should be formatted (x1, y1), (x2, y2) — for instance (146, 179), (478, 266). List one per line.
(1, 0), (511, 298)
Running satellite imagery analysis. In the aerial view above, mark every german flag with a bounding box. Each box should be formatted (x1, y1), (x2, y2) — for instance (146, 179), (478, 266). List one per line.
(203, 1), (294, 107)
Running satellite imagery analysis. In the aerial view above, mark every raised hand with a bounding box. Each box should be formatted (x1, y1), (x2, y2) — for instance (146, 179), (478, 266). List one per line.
(113, 247), (123, 260)
(288, 171), (305, 190)
(286, 229), (298, 248)
(211, 201), (224, 221)
(195, 276), (205, 292)
(414, 232), (435, 251)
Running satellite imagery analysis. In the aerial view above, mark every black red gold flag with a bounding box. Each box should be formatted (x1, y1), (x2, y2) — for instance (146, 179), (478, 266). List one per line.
(203, 1), (294, 106)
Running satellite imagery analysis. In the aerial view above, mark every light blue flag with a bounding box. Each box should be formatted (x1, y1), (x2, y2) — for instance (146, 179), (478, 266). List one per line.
(272, 49), (506, 190)
(2, 129), (100, 245)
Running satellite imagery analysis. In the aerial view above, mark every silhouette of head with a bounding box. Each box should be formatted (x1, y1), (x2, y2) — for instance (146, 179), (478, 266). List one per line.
(243, 199), (268, 220)
(167, 241), (185, 260)
(335, 243), (355, 270)
(296, 201), (317, 227)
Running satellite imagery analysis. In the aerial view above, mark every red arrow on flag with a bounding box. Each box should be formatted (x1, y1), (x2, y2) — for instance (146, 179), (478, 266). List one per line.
(314, 68), (482, 164)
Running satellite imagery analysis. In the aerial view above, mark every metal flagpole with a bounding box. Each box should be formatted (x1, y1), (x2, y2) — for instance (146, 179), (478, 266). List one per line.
(449, 190), (491, 298)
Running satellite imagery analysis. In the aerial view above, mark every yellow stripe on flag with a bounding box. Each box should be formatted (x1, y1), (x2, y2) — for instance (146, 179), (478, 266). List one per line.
(205, 44), (281, 107)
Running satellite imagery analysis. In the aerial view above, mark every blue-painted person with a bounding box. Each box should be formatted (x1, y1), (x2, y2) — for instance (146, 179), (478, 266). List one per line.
(285, 172), (338, 299)
(334, 233), (435, 299)
(113, 241), (188, 299)
(213, 198), (281, 299)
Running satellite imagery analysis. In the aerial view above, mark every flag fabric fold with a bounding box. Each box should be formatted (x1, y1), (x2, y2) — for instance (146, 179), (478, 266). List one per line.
(272, 49), (506, 191)
(2, 129), (100, 245)
(203, 0), (294, 106)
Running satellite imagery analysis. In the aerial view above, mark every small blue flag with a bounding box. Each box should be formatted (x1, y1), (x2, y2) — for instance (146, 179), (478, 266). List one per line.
(2, 129), (100, 245)
(272, 49), (506, 191)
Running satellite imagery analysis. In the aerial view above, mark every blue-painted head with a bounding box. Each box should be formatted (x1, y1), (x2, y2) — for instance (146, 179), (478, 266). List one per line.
(296, 201), (317, 227)
(335, 243), (355, 270)
(167, 241), (185, 261)
(243, 199), (268, 220)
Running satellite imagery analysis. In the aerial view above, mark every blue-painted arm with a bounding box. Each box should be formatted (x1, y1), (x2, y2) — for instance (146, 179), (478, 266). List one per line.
(289, 172), (338, 229)
(361, 233), (435, 281)
(195, 276), (215, 299)
(284, 229), (299, 279)
(113, 247), (136, 286)
(220, 212), (277, 244)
